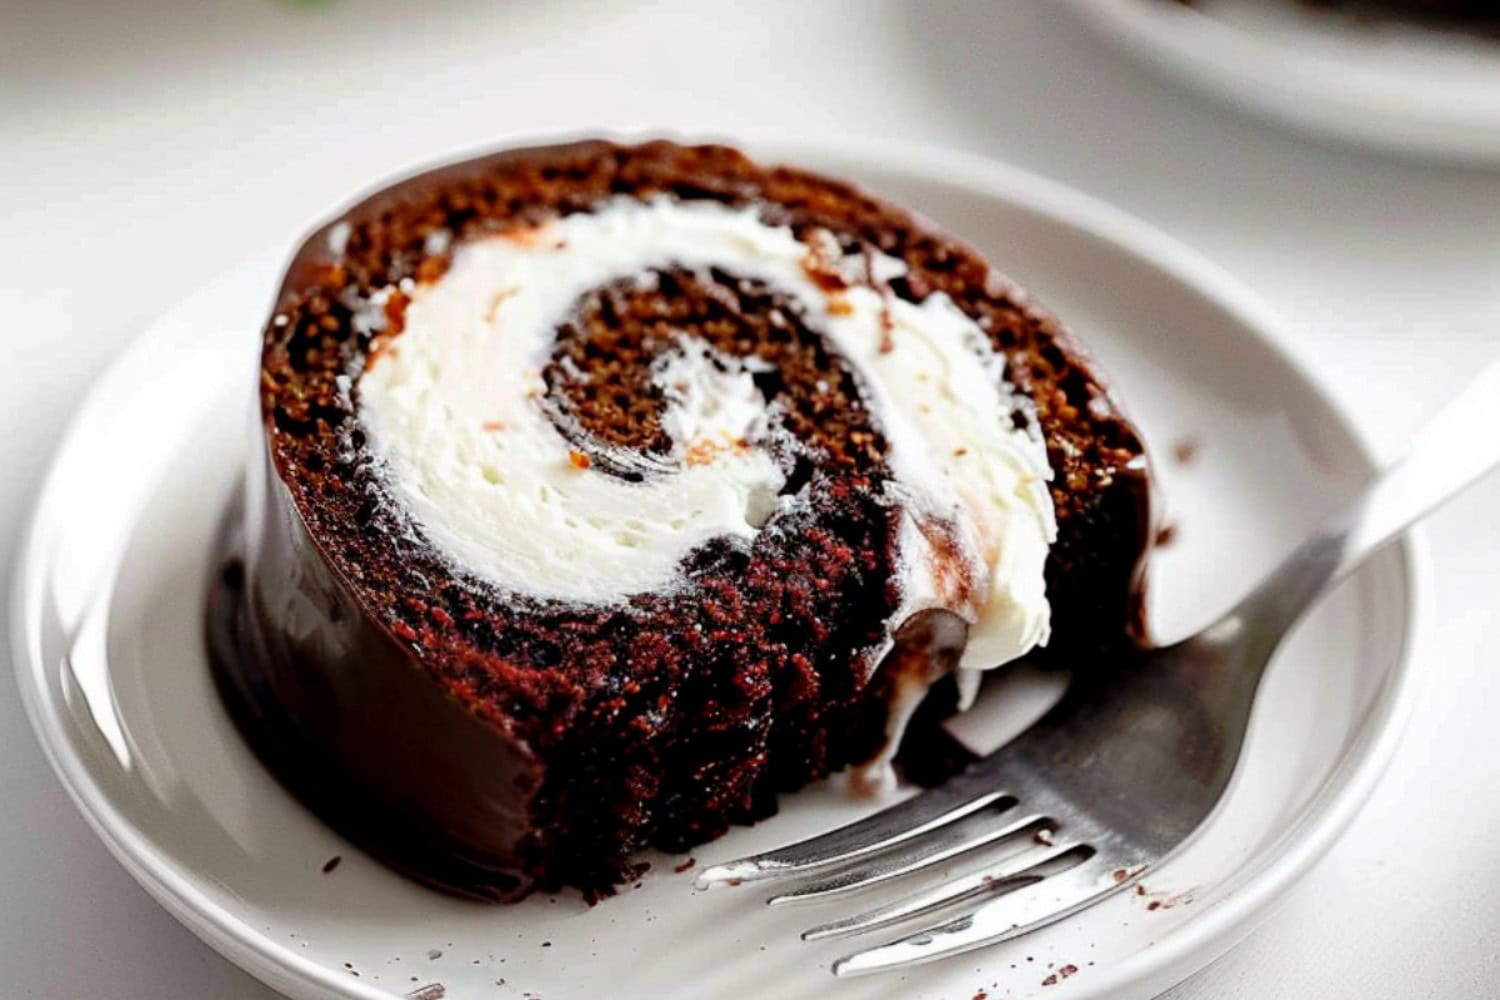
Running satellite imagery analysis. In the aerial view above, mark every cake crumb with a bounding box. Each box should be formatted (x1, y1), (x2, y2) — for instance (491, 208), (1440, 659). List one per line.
(322, 855), (342, 874)
(406, 984), (446, 1000)
(1136, 882), (1196, 911)
(426, 948), (443, 960)
(1172, 436), (1200, 465)
(799, 228), (848, 293)
(1155, 520), (1178, 547)
(674, 857), (697, 873)
(500, 221), (557, 248)
(567, 450), (591, 470)
(877, 306), (895, 354)
(484, 288), (515, 323)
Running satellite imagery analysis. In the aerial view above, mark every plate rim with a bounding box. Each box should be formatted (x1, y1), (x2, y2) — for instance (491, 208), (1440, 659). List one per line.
(9, 133), (1431, 1000)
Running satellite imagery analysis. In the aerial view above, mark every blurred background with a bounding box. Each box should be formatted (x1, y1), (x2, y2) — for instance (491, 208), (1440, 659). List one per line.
(2, 1), (1498, 997)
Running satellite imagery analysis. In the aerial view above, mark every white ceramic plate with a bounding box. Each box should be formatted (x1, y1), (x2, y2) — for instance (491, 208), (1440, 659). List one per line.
(1070, 0), (1500, 163)
(12, 138), (1427, 1000)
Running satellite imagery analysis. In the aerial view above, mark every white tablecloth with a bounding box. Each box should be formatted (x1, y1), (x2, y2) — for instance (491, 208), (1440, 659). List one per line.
(3, 2), (1498, 996)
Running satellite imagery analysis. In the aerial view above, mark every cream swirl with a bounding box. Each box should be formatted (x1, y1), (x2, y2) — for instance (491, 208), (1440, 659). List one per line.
(356, 197), (1056, 686)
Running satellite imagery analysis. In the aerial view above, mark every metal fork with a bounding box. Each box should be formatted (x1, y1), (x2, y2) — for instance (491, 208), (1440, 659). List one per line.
(696, 361), (1500, 977)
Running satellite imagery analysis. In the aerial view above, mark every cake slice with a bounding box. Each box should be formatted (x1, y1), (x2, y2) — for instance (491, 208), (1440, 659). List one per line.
(210, 140), (1153, 901)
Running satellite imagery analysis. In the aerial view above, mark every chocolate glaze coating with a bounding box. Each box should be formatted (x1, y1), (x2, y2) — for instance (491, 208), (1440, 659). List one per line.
(209, 453), (537, 899)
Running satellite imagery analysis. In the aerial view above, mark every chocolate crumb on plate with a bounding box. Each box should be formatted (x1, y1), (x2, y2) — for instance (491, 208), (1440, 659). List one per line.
(1155, 519), (1178, 547)
(1172, 435), (1200, 465)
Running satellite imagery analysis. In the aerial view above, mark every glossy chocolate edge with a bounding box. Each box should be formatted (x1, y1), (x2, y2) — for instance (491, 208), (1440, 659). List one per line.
(207, 449), (540, 901)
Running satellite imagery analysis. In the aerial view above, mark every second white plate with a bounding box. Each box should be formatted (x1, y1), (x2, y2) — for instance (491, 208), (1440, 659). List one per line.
(1072, 0), (1500, 163)
(12, 137), (1426, 1000)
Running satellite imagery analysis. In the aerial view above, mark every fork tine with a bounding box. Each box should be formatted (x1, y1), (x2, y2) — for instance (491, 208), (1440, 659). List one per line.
(802, 841), (1084, 941)
(766, 812), (1047, 906)
(831, 854), (1142, 977)
(695, 779), (1011, 887)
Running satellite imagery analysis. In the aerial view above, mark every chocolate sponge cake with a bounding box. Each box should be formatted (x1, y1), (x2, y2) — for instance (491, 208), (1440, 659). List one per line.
(210, 140), (1154, 901)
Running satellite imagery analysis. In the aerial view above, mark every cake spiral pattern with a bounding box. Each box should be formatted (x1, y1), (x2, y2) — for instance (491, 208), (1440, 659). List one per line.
(359, 194), (1056, 689)
(216, 141), (1153, 900)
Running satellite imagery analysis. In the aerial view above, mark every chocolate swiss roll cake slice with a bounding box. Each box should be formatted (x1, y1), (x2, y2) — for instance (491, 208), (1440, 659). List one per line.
(210, 140), (1154, 901)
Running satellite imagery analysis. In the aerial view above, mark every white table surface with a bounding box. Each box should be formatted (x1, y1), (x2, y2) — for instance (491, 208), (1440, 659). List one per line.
(3, 1), (1499, 996)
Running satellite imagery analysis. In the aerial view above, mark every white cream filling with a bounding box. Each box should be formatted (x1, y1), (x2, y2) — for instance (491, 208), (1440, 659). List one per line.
(357, 196), (1056, 711)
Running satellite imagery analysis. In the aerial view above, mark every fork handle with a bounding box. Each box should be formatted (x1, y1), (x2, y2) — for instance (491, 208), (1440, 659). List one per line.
(1230, 358), (1500, 641)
